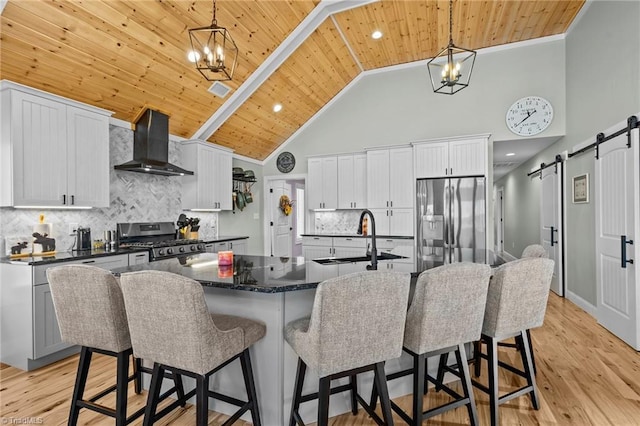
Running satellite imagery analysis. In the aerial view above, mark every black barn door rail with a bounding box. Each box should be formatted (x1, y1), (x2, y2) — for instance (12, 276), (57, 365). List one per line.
(527, 154), (563, 178)
(568, 115), (639, 160)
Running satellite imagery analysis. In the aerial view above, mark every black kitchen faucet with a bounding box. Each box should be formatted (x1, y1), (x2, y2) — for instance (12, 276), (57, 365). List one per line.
(357, 209), (377, 271)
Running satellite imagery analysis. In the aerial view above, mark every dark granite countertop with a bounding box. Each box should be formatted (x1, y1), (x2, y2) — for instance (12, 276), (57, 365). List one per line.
(111, 253), (415, 293)
(1, 247), (150, 266)
(301, 234), (414, 239)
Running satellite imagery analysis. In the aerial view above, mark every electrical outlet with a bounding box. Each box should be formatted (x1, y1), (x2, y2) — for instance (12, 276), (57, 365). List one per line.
(69, 223), (78, 235)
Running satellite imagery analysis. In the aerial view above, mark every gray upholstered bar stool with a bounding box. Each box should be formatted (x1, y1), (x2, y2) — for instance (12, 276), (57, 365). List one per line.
(47, 265), (186, 426)
(380, 263), (492, 426)
(119, 270), (265, 426)
(285, 271), (411, 426)
(521, 244), (547, 258)
(471, 257), (554, 426)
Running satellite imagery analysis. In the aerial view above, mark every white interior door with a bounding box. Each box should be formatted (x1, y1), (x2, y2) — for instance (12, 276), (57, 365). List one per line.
(495, 188), (504, 254)
(596, 127), (639, 350)
(540, 166), (563, 296)
(271, 181), (293, 258)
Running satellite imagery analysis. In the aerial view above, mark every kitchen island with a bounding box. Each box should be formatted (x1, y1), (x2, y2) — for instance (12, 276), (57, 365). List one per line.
(112, 253), (418, 425)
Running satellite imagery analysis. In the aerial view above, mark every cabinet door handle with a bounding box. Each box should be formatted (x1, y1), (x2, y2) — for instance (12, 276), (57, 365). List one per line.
(134, 254), (146, 258)
(386, 210), (389, 216)
(390, 210), (393, 216)
(621, 235), (634, 268)
(313, 237), (320, 240)
(82, 260), (95, 264)
(445, 168), (448, 175)
(62, 194), (66, 205)
(550, 226), (557, 246)
(390, 201), (393, 207)
(71, 195), (75, 205)
(386, 201), (389, 207)
(354, 202), (356, 208)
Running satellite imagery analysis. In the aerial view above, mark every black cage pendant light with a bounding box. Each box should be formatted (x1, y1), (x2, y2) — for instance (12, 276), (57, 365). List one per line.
(188, 0), (238, 82)
(427, 0), (476, 95)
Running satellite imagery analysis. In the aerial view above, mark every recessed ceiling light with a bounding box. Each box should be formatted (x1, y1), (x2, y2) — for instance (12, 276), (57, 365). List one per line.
(506, 152), (516, 157)
(273, 103), (283, 113)
(371, 30), (383, 40)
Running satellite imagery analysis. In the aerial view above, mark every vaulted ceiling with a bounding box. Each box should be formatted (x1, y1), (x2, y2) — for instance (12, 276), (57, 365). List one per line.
(0, 0), (585, 161)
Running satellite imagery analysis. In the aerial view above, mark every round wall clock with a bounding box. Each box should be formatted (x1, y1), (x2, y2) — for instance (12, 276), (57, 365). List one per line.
(506, 96), (553, 136)
(276, 151), (296, 173)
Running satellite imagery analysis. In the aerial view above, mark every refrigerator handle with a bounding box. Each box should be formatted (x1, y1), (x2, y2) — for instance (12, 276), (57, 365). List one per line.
(443, 180), (450, 262)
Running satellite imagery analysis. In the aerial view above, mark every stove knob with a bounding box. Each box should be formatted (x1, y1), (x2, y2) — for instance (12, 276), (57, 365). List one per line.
(190, 245), (197, 252)
(158, 249), (165, 256)
(197, 244), (204, 251)
(179, 247), (186, 253)
(167, 248), (174, 255)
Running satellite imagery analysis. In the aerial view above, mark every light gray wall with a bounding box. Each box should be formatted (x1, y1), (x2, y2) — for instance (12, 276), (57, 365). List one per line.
(263, 39), (566, 175)
(496, 0), (640, 305)
(218, 159), (264, 254)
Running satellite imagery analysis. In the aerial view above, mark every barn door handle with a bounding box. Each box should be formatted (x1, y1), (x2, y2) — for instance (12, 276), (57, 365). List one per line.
(621, 235), (634, 268)
(550, 226), (557, 246)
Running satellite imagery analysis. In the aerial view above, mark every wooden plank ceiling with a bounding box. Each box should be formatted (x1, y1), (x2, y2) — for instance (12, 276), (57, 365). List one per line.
(0, 0), (584, 161)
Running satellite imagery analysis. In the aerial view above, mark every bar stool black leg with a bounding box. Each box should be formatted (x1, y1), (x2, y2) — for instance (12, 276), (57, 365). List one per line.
(115, 351), (129, 426)
(240, 349), (262, 426)
(195, 375), (209, 426)
(473, 340), (482, 377)
(170, 369), (186, 407)
(133, 357), (142, 395)
(413, 353), (425, 426)
(526, 329), (537, 375)
(349, 374), (359, 415)
(435, 352), (448, 391)
(317, 376), (331, 426)
(455, 344), (478, 426)
(289, 359), (306, 426)
(143, 363), (164, 426)
(374, 362), (394, 426)
(487, 337), (499, 426)
(69, 346), (92, 426)
(520, 330), (540, 409)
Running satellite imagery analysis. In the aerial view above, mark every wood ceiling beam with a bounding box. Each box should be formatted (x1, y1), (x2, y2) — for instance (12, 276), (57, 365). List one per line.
(191, 0), (379, 141)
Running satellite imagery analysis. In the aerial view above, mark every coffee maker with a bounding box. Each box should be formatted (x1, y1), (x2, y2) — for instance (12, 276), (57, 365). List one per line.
(74, 227), (92, 251)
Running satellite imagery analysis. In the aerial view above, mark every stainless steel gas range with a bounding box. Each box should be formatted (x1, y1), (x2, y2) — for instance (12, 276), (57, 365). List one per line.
(117, 222), (206, 261)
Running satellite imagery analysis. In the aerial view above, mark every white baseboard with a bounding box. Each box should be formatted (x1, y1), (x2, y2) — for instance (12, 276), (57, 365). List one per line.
(566, 290), (597, 317)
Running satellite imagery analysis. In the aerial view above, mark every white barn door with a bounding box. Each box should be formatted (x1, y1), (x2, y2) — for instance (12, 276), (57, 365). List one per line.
(540, 165), (563, 296)
(596, 125), (639, 350)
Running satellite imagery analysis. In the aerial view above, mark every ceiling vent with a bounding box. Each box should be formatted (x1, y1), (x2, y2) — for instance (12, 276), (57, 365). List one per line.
(208, 81), (231, 98)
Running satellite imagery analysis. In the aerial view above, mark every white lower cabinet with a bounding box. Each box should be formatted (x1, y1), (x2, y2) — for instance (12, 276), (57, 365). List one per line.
(211, 239), (247, 255)
(1, 253), (130, 370)
(32, 255), (130, 359)
(33, 283), (66, 359)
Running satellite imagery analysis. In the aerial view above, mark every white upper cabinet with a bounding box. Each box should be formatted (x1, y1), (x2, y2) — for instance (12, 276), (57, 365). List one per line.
(181, 140), (233, 210)
(337, 153), (366, 209)
(414, 136), (487, 178)
(307, 156), (337, 209)
(0, 81), (112, 207)
(367, 146), (413, 209)
(366, 146), (413, 236)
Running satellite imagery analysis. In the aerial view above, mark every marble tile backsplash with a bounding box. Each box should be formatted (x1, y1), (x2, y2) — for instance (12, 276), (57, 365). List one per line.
(313, 211), (363, 234)
(0, 125), (218, 253)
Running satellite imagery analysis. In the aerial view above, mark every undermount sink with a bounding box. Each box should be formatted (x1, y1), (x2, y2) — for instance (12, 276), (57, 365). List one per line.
(313, 252), (406, 265)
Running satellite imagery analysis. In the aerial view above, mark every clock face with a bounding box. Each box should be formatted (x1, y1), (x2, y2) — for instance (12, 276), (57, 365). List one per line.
(506, 96), (553, 136)
(277, 151), (296, 173)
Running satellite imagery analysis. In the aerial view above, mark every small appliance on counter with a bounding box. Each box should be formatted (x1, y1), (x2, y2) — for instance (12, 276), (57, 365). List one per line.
(74, 227), (92, 251)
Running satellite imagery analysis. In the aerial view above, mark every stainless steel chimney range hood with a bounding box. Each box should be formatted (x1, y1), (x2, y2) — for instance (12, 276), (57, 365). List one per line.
(114, 109), (194, 176)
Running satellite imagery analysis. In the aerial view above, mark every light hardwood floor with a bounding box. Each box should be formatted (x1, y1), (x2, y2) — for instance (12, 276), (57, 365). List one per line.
(1, 293), (639, 425)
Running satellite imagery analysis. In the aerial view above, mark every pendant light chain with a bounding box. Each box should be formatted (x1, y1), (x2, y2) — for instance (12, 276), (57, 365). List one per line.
(211, 0), (217, 27)
(448, 0), (454, 46)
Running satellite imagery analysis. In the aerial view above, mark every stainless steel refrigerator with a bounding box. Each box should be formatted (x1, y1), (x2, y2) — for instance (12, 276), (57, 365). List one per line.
(416, 177), (486, 270)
